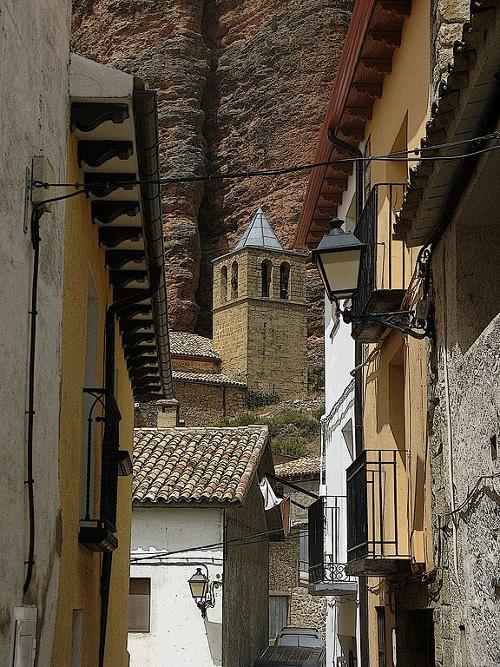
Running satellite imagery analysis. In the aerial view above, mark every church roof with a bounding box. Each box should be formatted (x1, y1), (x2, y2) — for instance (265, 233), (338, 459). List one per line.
(169, 331), (220, 360)
(233, 208), (284, 252)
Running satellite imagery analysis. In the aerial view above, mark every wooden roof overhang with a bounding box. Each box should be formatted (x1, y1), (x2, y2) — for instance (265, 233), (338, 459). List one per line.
(395, 0), (500, 246)
(294, 0), (411, 249)
(69, 54), (173, 401)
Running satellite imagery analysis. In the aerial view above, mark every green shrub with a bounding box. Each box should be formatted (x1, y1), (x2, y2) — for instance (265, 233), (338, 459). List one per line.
(246, 390), (280, 410)
(271, 436), (308, 457)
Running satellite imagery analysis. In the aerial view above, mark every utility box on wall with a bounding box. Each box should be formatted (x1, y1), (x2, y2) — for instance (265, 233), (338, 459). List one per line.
(10, 607), (37, 666)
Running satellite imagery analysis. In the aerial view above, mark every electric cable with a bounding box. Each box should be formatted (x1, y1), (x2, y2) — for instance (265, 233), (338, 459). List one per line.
(32, 132), (500, 190)
(130, 527), (299, 563)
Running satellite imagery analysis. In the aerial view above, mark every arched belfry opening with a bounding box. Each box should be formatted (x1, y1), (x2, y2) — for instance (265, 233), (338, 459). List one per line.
(261, 260), (272, 297)
(280, 262), (290, 300)
(231, 261), (238, 299)
(220, 265), (228, 303)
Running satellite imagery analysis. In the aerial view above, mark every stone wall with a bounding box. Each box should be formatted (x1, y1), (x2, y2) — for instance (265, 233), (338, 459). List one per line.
(269, 528), (327, 643)
(431, 0), (470, 93)
(135, 381), (246, 427)
(426, 179), (500, 666)
(175, 380), (247, 426)
(172, 356), (220, 374)
(269, 476), (326, 642)
(0, 1), (70, 663)
(71, 0), (353, 375)
(224, 480), (270, 667)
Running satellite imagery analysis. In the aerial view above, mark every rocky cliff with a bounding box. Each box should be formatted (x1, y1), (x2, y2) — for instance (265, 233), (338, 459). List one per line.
(72, 0), (352, 373)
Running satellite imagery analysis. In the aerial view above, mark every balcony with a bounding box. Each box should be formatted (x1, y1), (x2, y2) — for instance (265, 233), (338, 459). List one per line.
(352, 183), (407, 342)
(79, 388), (129, 552)
(346, 449), (410, 576)
(308, 496), (357, 596)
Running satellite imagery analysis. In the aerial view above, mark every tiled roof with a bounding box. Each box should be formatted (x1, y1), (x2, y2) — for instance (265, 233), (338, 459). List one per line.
(133, 426), (269, 504)
(275, 455), (321, 480)
(172, 370), (247, 388)
(169, 331), (220, 360)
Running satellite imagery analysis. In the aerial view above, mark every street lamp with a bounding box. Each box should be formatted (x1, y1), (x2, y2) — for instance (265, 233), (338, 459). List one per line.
(188, 568), (208, 607)
(313, 218), (430, 339)
(312, 218), (365, 301)
(188, 568), (221, 619)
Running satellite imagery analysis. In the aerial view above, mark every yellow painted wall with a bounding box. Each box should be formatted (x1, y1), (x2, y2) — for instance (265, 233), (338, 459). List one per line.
(52, 136), (133, 666)
(356, 0), (432, 663)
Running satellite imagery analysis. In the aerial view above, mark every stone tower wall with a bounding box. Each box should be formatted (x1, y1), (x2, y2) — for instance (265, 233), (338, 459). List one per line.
(213, 248), (307, 398)
(213, 300), (249, 380)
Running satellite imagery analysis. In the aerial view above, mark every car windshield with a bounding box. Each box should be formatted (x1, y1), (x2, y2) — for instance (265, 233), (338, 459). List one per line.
(278, 635), (322, 648)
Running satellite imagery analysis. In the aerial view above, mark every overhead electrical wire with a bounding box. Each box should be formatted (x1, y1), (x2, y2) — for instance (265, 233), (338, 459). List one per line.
(32, 132), (500, 190)
(130, 527), (295, 564)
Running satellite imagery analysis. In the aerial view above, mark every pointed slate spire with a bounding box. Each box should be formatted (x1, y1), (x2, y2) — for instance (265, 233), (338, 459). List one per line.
(233, 208), (284, 252)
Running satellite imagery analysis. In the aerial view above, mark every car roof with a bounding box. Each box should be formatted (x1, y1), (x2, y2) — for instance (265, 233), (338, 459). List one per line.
(278, 627), (320, 635)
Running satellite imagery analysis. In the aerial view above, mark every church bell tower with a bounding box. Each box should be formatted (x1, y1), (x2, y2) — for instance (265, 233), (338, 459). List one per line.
(212, 208), (308, 398)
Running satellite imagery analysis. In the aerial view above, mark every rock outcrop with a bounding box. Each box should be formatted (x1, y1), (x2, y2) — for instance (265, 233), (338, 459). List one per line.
(72, 0), (352, 371)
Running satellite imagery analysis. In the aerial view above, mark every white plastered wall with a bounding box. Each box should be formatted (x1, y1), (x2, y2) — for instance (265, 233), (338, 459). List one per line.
(129, 507), (224, 667)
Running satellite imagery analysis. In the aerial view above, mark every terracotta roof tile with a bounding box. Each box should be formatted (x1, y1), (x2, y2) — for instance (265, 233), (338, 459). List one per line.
(169, 332), (220, 360)
(133, 426), (269, 504)
(172, 370), (246, 388)
(275, 455), (321, 480)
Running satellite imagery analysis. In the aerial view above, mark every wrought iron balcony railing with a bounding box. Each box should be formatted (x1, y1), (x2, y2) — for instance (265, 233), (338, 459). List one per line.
(308, 496), (357, 595)
(352, 183), (407, 342)
(346, 449), (410, 576)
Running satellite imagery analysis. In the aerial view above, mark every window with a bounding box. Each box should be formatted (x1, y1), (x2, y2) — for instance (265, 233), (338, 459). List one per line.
(231, 261), (238, 299)
(376, 607), (386, 667)
(269, 596), (288, 641)
(279, 262), (290, 300)
(129, 578), (151, 633)
(261, 260), (272, 297)
(221, 265), (228, 303)
(298, 524), (309, 574)
(81, 278), (99, 520)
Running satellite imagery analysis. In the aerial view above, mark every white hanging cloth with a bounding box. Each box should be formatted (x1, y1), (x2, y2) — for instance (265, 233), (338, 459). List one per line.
(259, 476), (284, 510)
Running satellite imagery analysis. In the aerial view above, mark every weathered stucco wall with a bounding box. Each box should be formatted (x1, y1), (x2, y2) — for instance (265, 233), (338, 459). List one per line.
(0, 1), (70, 663)
(52, 137), (134, 666)
(224, 480), (270, 667)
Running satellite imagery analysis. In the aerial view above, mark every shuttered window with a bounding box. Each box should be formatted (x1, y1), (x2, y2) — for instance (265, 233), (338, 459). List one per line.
(269, 596), (288, 641)
(129, 578), (151, 633)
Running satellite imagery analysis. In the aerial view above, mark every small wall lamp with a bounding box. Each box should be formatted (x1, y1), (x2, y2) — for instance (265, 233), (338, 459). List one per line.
(188, 567), (221, 618)
(312, 218), (430, 339)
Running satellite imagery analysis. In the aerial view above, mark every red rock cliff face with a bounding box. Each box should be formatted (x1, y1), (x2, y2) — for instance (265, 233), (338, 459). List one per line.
(72, 0), (352, 372)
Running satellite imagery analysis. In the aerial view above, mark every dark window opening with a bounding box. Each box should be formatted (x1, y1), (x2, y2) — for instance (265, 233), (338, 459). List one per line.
(376, 607), (386, 667)
(280, 262), (290, 300)
(129, 578), (151, 633)
(221, 265), (228, 303)
(231, 261), (238, 299)
(261, 260), (272, 297)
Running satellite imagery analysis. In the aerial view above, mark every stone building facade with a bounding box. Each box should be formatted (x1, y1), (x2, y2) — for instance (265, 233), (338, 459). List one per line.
(135, 331), (247, 427)
(213, 209), (308, 399)
(395, 3), (500, 664)
(269, 457), (326, 642)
